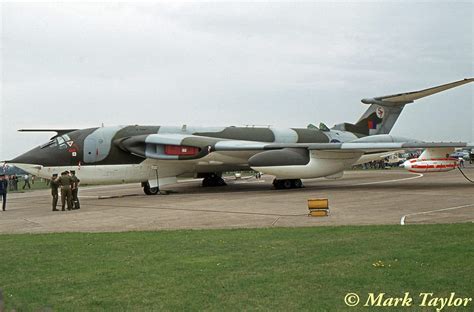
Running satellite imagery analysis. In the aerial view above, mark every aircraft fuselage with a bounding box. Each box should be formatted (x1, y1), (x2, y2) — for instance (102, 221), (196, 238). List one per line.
(10, 125), (361, 184)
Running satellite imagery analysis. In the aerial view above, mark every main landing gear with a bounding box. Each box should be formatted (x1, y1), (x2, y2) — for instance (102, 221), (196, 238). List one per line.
(273, 179), (303, 190)
(202, 173), (227, 187)
(142, 182), (159, 195)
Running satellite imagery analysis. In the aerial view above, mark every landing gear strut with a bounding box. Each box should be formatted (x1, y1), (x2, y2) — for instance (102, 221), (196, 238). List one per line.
(142, 182), (159, 195)
(273, 179), (303, 190)
(202, 173), (227, 187)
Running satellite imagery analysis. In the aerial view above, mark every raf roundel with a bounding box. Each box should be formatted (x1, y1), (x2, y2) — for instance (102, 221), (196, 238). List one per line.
(376, 106), (385, 119)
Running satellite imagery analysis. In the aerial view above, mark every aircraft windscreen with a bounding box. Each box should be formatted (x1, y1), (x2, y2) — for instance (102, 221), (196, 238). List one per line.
(40, 135), (71, 149)
(57, 136), (69, 149)
(40, 139), (57, 149)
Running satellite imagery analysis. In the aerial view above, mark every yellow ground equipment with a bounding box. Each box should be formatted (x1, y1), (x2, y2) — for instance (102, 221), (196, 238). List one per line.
(308, 198), (329, 217)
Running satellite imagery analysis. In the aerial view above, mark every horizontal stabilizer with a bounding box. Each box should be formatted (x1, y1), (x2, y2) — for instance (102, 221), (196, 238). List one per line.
(361, 78), (473, 106)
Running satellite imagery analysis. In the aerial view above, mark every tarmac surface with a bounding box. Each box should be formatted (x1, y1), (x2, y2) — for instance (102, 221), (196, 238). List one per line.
(1, 168), (473, 234)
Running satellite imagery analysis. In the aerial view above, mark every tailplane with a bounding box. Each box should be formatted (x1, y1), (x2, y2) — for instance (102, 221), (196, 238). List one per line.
(333, 78), (473, 136)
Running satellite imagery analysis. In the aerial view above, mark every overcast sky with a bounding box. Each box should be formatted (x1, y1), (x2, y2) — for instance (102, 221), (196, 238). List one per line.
(1, 1), (473, 160)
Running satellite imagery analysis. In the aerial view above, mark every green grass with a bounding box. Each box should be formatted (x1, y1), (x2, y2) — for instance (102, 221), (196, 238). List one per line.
(0, 224), (472, 311)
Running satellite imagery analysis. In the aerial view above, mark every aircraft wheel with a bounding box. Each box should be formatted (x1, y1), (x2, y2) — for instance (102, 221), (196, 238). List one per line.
(202, 177), (212, 187)
(143, 182), (159, 195)
(202, 176), (227, 187)
(273, 179), (303, 189)
(282, 180), (293, 189)
(273, 179), (288, 189)
(272, 179), (281, 189)
(292, 179), (303, 188)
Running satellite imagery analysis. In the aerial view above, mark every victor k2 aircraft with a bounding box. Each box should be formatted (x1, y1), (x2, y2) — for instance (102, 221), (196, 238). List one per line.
(5, 78), (473, 195)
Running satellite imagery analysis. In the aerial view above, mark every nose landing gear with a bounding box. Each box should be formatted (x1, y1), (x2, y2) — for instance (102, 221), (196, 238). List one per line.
(142, 182), (159, 195)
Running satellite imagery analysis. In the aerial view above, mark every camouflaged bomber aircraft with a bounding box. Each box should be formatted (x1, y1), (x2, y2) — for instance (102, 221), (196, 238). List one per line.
(6, 78), (474, 195)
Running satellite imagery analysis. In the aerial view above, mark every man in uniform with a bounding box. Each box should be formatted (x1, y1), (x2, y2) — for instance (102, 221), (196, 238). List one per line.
(50, 173), (59, 211)
(0, 174), (8, 211)
(70, 170), (80, 210)
(58, 171), (73, 211)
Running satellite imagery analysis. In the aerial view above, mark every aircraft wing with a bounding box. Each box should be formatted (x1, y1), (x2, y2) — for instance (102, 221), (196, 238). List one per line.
(115, 132), (472, 160)
(215, 141), (473, 153)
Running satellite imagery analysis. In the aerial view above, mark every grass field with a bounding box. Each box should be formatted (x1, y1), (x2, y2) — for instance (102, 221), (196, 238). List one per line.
(0, 224), (472, 311)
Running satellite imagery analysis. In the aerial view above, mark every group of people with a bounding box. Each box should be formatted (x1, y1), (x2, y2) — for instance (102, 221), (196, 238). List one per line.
(7, 175), (19, 191)
(50, 170), (81, 211)
(0, 171), (81, 212)
(2, 174), (34, 192)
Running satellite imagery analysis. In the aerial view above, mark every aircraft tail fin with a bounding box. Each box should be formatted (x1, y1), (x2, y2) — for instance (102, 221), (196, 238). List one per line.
(332, 78), (473, 136)
(353, 103), (406, 136)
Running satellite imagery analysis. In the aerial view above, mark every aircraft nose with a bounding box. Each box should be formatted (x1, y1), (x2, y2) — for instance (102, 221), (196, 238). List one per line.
(10, 146), (49, 166)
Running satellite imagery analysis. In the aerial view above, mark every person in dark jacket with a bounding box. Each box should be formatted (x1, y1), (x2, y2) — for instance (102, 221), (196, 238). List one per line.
(70, 170), (81, 210)
(0, 174), (8, 211)
(50, 174), (60, 211)
(9, 175), (14, 191)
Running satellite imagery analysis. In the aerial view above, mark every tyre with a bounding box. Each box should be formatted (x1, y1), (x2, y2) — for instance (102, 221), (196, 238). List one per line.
(292, 179), (303, 188)
(202, 177), (211, 187)
(282, 180), (292, 189)
(143, 182), (159, 195)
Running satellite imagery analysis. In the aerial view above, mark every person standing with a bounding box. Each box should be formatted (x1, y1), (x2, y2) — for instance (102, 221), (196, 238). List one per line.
(13, 175), (18, 191)
(9, 175), (14, 191)
(22, 174), (31, 190)
(58, 171), (73, 211)
(70, 170), (81, 210)
(50, 174), (59, 211)
(0, 174), (8, 211)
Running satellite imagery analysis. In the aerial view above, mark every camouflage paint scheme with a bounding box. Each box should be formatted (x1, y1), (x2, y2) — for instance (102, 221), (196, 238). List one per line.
(8, 78), (474, 188)
(12, 125), (337, 164)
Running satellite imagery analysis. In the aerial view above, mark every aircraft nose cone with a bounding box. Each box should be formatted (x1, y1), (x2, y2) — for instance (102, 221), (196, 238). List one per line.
(11, 148), (37, 164)
(10, 146), (49, 166)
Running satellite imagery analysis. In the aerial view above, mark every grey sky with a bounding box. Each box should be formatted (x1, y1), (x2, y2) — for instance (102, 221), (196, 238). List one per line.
(1, 1), (473, 160)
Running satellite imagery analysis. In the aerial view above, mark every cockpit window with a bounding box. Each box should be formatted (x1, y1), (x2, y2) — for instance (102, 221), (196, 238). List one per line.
(40, 139), (58, 149)
(40, 134), (71, 149)
(57, 136), (69, 149)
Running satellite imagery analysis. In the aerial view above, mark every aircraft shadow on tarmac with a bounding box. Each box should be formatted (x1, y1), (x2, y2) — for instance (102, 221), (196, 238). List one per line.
(156, 177), (473, 196)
